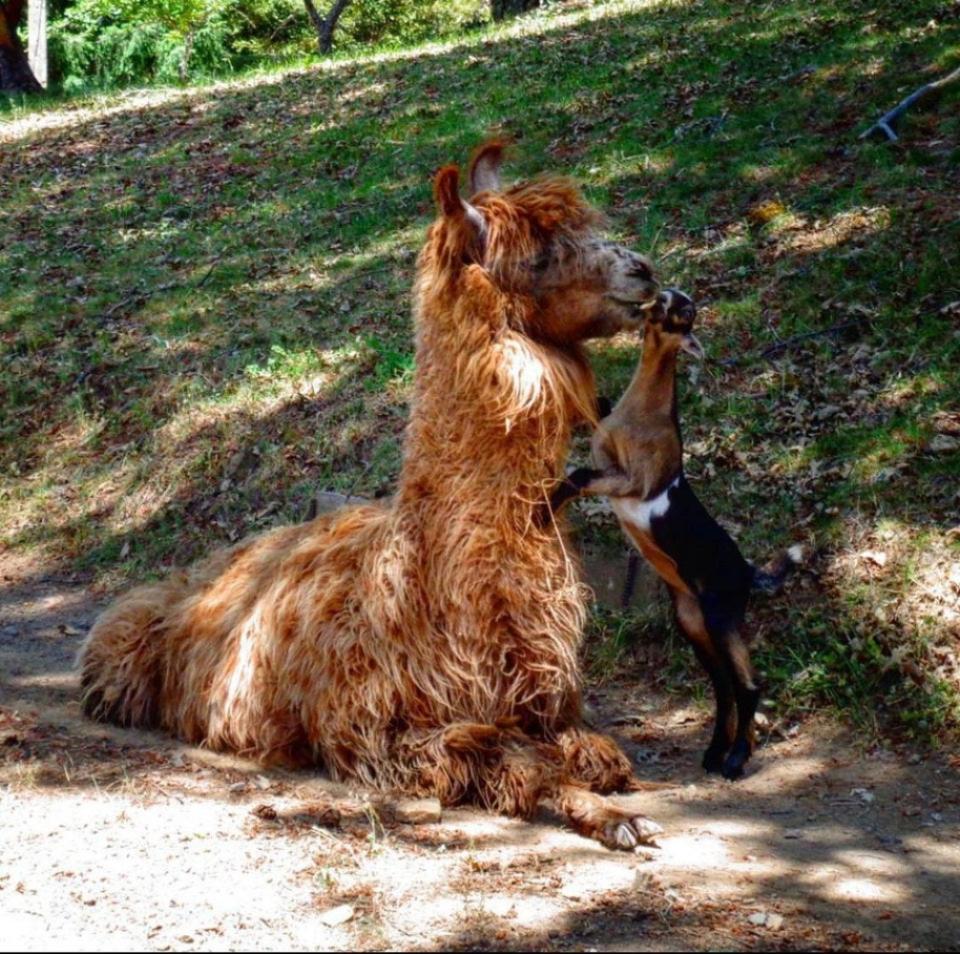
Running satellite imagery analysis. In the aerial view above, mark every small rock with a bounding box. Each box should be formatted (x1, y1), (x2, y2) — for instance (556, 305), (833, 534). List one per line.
(767, 913), (784, 930)
(928, 434), (959, 453)
(313, 491), (366, 515)
(228, 781), (246, 794)
(254, 775), (272, 791)
(748, 912), (768, 926)
(391, 798), (441, 826)
(852, 788), (875, 804)
(319, 904), (354, 927)
(783, 828), (804, 839)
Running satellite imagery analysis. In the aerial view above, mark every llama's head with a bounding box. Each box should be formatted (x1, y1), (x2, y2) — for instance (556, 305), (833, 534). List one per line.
(645, 287), (704, 359)
(421, 142), (660, 346)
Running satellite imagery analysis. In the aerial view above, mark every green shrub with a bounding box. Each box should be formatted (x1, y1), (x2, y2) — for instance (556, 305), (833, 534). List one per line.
(47, 0), (490, 91)
(49, 0), (306, 90)
(338, 0), (489, 49)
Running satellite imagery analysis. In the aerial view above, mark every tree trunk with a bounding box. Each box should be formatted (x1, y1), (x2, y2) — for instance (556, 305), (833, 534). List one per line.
(0, 0), (43, 92)
(491, 0), (540, 21)
(304, 0), (350, 55)
(27, 0), (45, 87)
(179, 28), (195, 82)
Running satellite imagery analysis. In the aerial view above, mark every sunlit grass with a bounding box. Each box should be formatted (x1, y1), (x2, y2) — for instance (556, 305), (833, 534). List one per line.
(2, 0), (959, 732)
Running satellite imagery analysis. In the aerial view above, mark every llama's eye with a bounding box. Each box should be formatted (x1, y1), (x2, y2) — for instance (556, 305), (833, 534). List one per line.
(529, 253), (552, 274)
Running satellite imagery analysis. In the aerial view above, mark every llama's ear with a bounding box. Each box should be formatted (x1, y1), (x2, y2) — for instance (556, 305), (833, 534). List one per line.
(469, 141), (506, 196)
(434, 165), (464, 218)
(434, 163), (487, 244)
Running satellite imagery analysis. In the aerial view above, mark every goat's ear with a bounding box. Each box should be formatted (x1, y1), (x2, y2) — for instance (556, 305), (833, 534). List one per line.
(434, 164), (464, 218)
(469, 141), (506, 196)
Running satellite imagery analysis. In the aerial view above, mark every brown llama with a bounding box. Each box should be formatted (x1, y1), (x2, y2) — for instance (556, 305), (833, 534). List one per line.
(80, 143), (663, 849)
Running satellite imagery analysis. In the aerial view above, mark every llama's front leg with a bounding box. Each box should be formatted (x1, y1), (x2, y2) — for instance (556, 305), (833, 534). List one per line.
(557, 726), (635, 794)
(406, 723), (659, 850)
(553, 783), (662, 850)
(492, 737), (660, 850)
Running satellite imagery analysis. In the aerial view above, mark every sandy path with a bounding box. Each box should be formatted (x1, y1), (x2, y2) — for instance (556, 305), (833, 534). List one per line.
(2, 568), (959, 952)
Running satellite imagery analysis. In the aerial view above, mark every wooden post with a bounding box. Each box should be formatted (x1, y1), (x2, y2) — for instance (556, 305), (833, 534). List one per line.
(27, 0), (45, 87)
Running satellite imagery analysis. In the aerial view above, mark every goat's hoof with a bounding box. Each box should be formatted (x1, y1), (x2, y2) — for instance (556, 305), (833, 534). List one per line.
(721, 759), (746, 781)
(702, 748), (727, 774)
(721, 743), (752, 781)
(603, 816), (662, 851)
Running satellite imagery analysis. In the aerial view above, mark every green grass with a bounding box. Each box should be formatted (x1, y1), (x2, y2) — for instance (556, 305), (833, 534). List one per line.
(2, 0), (959, 736)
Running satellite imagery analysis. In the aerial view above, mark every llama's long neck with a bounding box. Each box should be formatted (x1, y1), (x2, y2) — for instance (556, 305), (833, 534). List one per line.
(396, 288), (589, 528)
(398, 352), (578, 509)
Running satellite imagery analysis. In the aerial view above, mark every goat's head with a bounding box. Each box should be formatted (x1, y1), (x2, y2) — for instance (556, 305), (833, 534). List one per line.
(644, 288), (704, 360)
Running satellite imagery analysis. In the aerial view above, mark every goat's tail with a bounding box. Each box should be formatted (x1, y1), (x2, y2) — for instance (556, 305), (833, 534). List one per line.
(751, 544), (805, 595)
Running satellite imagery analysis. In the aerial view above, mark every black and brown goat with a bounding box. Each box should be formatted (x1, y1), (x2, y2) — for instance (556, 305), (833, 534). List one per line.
(553, 290), (800, 780)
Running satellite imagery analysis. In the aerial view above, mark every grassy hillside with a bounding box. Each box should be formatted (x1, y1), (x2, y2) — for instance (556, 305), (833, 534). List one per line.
(2, 0), (959, 736)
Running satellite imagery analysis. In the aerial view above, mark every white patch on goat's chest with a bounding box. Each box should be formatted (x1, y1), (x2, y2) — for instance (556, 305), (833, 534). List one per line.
(610, 477), (679, 531)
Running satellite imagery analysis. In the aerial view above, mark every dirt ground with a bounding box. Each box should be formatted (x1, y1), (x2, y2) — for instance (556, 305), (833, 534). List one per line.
(2, 555), (959, 953)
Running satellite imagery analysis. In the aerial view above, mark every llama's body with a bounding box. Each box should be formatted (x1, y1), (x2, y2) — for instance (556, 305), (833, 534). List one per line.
(81, 145), (664, 847)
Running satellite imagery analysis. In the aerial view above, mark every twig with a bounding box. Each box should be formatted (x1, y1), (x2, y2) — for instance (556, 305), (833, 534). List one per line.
(718, 318), (865, 368)
(860, 64), (960, 142)
(194, 254), (223, 289)
(103, 256), (223, 320)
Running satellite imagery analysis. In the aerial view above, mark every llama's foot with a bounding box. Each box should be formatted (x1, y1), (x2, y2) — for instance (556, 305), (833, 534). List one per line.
(558, 727), (635, 794)
(600, 811), (664, 851)
(554, 783), (661, 851)
(721, 739), (753, 781)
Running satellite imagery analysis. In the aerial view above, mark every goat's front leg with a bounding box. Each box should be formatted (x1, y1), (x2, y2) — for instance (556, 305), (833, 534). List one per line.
(549, 466), (636, 515)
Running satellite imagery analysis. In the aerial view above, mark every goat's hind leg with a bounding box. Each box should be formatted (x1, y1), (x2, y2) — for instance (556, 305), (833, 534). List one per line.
(714, 624), (761, 781)
(673, 589), (736, 774)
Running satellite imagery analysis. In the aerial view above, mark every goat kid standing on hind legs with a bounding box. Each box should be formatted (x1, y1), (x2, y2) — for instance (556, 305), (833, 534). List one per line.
(552, 289), (803, 781)
(80, 143), (667, 850)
